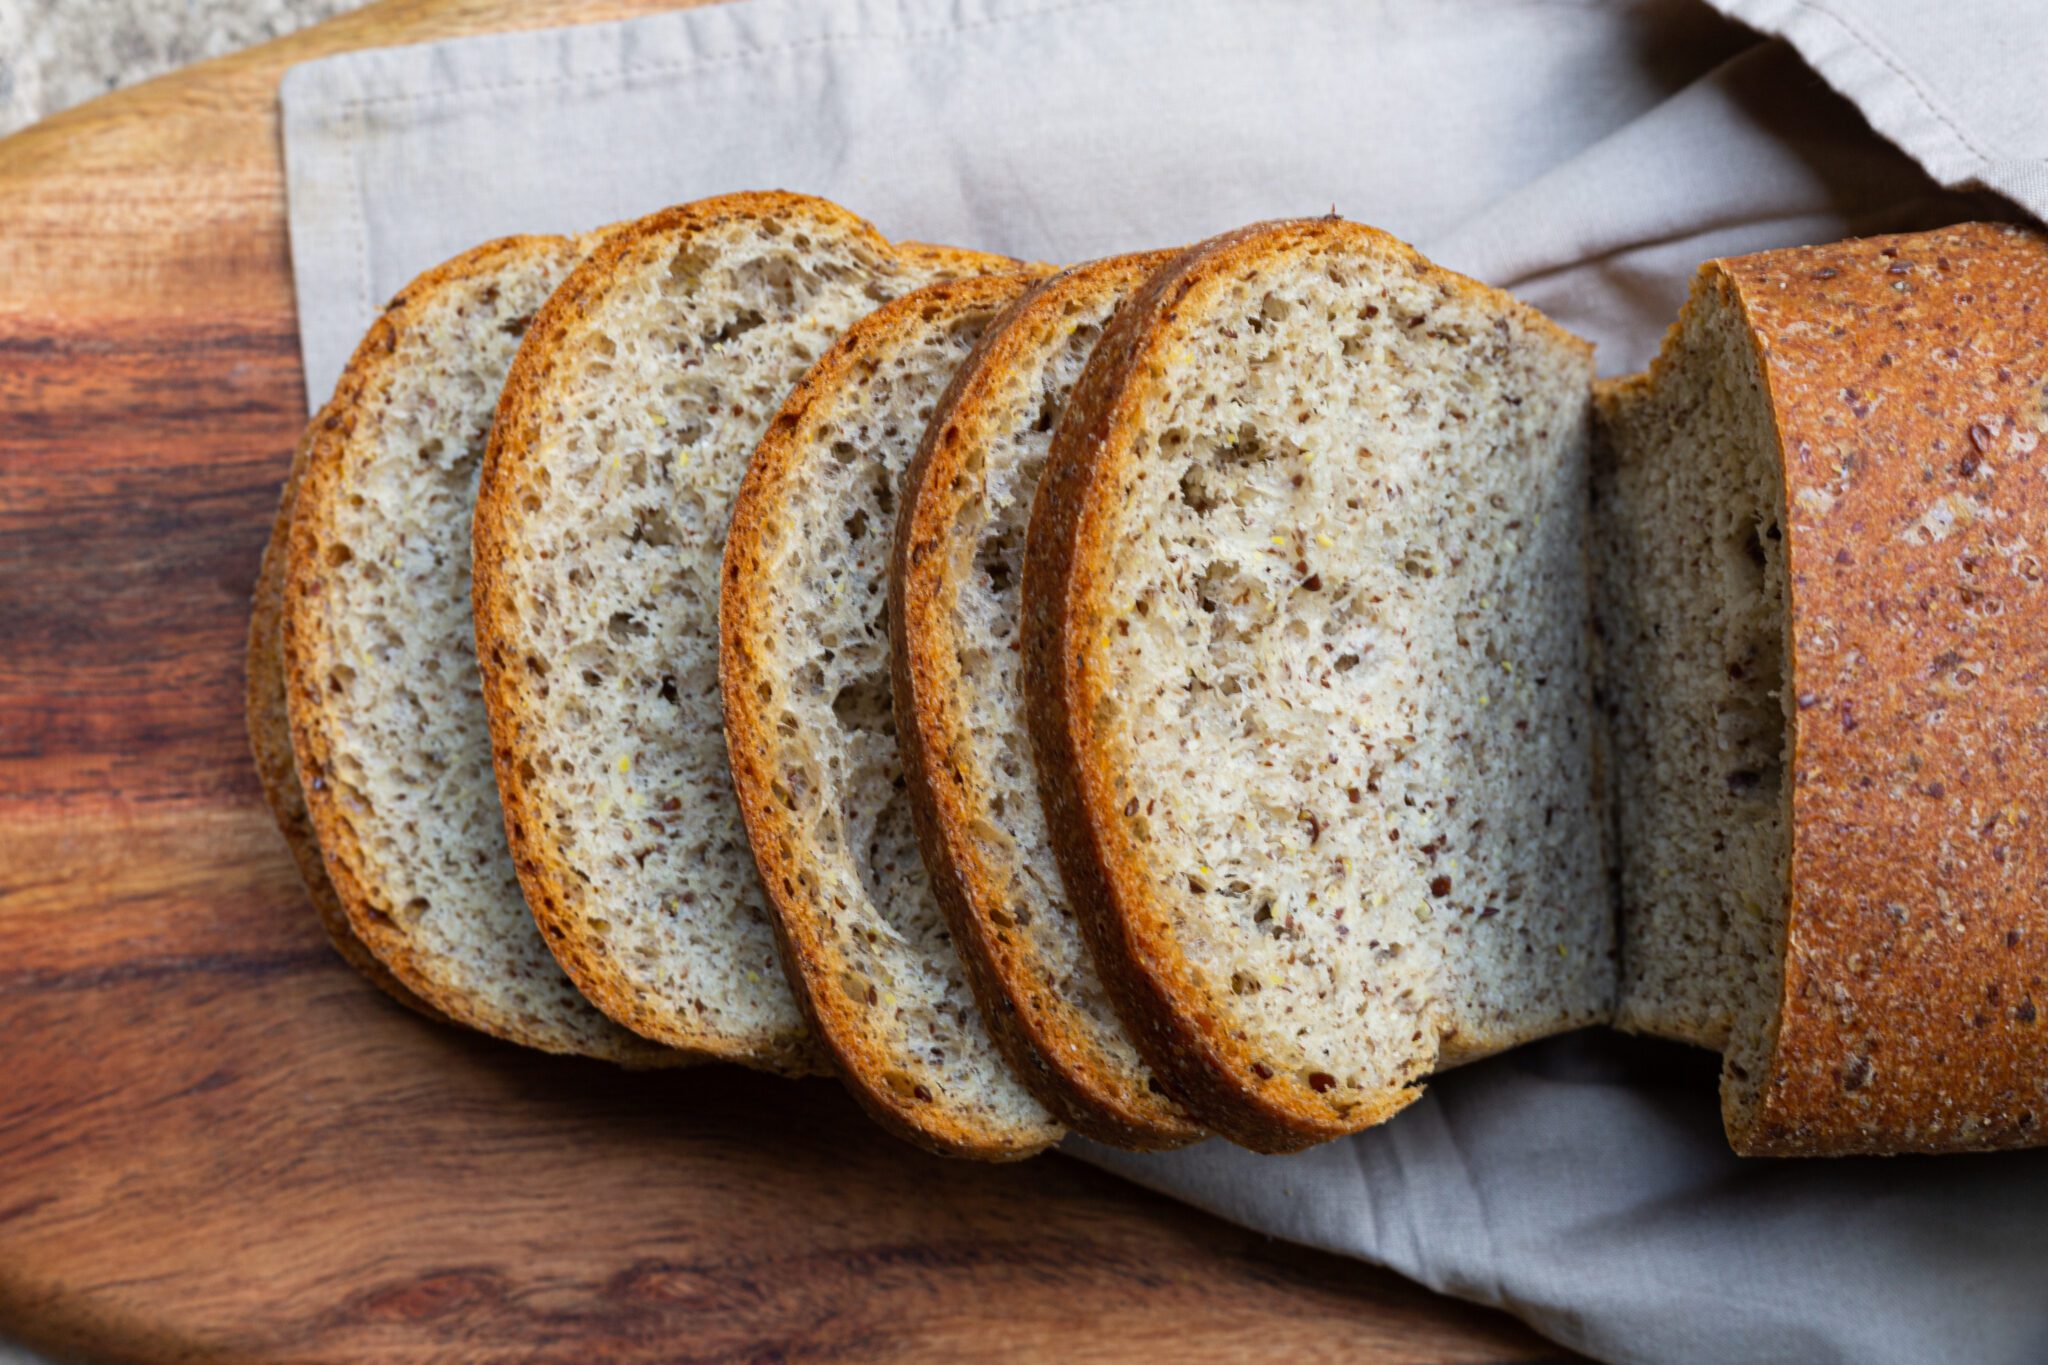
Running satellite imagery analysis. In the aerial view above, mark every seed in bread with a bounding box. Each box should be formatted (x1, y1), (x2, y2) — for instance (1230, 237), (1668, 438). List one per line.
(723, 271), (1065, 1159)
(474, 193), (1014, 1075)
(892, 252), (1202, 1148)
(1023, 218), (1611, 1153)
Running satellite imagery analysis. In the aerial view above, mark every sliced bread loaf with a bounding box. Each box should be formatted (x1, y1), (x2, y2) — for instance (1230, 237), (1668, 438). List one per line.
(474, 193), (1014, 1076)
(284, 234), (671, 1063)
(722, 271), (1065, 1159)
(247, 422), (442, 1019)
(1023, 218), (1611, 1153)
(1596, 222), (2048, 1155)
(891, 252), (1202, 1148)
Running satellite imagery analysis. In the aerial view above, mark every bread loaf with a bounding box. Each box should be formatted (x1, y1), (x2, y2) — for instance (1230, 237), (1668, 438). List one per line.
(1023, 218), (1612, 1153)
(283, 234), (669, 1062)
(474, 193), (1012, 1075)
(1596, 221), (2048, 1155)
(891, 252), (1202, 1148)
(723, 271), (1066, 1159)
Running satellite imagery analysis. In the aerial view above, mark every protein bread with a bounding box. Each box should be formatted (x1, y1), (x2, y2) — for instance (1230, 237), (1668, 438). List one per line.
(1596, 222), (2048, 1155)
(283, 233), (669, 1062)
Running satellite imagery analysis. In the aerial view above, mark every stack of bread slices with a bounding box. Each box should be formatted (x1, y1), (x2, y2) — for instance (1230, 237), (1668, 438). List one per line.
(251, 192), (2048, 1159)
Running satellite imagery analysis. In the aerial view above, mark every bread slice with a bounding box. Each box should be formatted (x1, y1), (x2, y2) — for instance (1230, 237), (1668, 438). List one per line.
(891, 253), (1202, 1148)
(1023, 218), (1611, 1153)
(1596, 222), (2048, 1155)
(247, 423), (443, 1020)
(283, 234), (671, 1063)
(722, 271), (1066, 1159)
(474, 193), (1014, 1076)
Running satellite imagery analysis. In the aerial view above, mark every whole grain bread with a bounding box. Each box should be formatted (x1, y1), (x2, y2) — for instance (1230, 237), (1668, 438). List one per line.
(722, 271), (1066, 1159)
(1023, 218), (1611, 1153)
(1597, 221), (2048, 1155)
(891, 252), (1202, 1148)
(247, 422), (443, 1020)
(283, 233), (672, 1063)
(474, 193), (1013, 1076)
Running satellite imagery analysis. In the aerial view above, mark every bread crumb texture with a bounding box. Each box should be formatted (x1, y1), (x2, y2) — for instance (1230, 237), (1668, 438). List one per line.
(1059, 221), (1611, 1142)
(248, 426), (444, 1019)
(1596, 276), (1790, 1062)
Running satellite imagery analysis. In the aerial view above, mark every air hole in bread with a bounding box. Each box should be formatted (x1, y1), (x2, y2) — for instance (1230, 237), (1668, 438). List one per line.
(665, 245), (714, 289)
(830, 678), (891, 733)
(711, 308), (767, 346)
(1179, 465), (1221, 515)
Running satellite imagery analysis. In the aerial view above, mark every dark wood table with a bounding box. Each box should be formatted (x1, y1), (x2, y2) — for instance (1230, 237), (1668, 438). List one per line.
(0, 3), (1573, 1357)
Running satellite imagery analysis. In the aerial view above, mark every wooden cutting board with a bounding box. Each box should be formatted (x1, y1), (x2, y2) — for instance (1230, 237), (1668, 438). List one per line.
(0, 3), (1573, 1359)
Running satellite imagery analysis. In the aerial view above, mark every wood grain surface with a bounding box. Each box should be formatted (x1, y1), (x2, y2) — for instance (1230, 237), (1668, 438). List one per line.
(0, 3), (1575, 1359)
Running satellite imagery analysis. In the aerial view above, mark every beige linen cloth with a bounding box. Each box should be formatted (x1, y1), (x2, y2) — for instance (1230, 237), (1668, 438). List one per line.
(263, 3), (2048, 1361)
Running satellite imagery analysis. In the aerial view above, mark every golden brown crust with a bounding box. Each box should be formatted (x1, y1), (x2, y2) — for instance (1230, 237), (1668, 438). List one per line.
(283, 233), (674, 1065)
(473, 193), (1014, 1077)
(1711, 222), (2048, 1155)
(722, 270), (1065, 1160)
(890, 252), (1202, 1149)
(897, 240), (1035, 274)
(1021, 219), (1587, 1153)
(245, 421), (445, 1021)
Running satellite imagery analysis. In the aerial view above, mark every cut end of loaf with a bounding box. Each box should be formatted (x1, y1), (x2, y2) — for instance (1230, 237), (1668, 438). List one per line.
(1030, 219), (1612, 1151)
(1604, 223), (2048, 1155)
(1595, 271), (1793, 1124)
